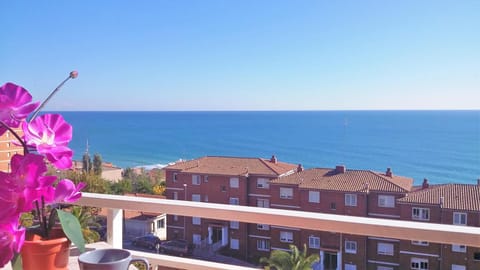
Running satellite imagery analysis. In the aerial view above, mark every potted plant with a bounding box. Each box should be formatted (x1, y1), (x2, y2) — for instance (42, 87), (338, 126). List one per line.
(0, 72), (86, 270)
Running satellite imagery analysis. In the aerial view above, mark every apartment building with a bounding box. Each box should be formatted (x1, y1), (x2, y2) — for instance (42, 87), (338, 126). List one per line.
(269, 165), (413, 270)
(397, 181), (480, 270)
(164, 155), (298, 260)
(165, 157), (480, 269)
(0, 128), (23, 172)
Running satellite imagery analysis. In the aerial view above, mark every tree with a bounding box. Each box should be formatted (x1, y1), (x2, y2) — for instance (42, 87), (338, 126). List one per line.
(93, 153), (103, 175)
(122, 167), (136, 180)
(260, 244), (319, 270)
(134, 178), (153, 194)
(110, 179), (132, 195)
(82, 152), (91, 173)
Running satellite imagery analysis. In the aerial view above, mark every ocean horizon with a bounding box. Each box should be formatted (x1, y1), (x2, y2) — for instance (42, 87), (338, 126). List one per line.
(55, 110), (479, 186)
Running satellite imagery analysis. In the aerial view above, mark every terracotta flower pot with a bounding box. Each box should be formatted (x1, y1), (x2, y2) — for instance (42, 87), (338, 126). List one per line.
(20, 228), (71, 270)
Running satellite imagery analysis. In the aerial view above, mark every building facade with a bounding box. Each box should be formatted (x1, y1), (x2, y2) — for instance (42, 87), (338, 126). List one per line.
(0, 128), (23, 172)
(165, 156), (480, 269)
(164, 155), (298, 260)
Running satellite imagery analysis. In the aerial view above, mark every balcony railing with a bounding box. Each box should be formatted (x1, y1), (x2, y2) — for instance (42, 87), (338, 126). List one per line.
(77, 192), (480, 270)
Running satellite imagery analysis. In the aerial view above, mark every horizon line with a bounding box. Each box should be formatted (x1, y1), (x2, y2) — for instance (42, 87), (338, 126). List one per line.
(48, 109), (480, 112)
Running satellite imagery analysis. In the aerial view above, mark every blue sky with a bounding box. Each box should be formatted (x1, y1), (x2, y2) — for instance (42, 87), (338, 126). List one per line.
(1, 1), (479, 111)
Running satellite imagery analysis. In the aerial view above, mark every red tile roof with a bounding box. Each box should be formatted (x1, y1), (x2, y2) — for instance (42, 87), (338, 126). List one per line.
(397, 184), (480, 211)
(164, 156), (297, 177)
(270, 168), (413, 193)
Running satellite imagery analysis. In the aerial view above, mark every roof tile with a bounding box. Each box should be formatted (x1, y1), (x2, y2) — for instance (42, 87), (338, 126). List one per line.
(271, 168), (413, 193)
(397, 184), (480, 211)
(165, 156), (297, 176)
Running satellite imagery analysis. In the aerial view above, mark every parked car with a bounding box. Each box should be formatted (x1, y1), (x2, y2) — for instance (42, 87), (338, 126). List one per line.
(159, 239), (193, 257)
(131, 235), (162, 250)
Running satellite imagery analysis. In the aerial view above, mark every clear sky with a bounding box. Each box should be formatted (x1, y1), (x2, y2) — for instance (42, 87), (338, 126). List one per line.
(1, 1), (478, 111)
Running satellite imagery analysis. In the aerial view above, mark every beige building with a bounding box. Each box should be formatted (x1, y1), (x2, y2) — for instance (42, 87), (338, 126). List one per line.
(0, 129), (24, 172)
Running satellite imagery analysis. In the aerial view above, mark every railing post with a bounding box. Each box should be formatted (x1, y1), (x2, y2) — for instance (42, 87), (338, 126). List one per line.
(107, 208), (123, 248)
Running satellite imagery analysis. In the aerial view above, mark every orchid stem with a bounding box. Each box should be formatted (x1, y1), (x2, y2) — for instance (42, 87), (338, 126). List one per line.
(29, 71), (77, 122)
(35, 200), (43, 234)
(41, 196), (48, 238)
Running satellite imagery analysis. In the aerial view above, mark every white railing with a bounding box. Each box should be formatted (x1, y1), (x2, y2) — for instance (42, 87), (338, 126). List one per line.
(77, 192), (480, 270)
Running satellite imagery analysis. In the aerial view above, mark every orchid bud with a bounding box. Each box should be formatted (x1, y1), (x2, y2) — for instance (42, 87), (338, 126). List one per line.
(70, 71), (78, 79)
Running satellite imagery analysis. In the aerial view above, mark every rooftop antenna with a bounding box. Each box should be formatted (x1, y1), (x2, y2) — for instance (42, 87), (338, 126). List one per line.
(85, 139), (89, 154)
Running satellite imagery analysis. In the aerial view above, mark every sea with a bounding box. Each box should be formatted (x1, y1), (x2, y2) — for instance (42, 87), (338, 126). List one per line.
(57, 111), (479, 186)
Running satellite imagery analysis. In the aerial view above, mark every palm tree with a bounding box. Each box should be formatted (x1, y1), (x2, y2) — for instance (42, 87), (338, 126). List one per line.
(260, 244), (319, 270)
(71, 206), (101, 243)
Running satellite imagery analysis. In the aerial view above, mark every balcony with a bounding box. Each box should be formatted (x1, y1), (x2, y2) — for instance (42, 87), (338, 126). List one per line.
(12, 192), (480, 270)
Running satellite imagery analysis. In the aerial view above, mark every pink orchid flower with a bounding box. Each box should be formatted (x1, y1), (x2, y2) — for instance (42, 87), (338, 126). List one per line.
(9, 154), (53, 190)
(0, 154), (57, 218)
(22, 114), (73, 169)
(0, 220), (25, 268)
(0, 83), (39, 135)
(54, 179), (86, 203)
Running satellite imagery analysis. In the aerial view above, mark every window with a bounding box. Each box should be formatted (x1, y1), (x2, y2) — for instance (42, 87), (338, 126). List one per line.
(157, 219), (165, 229)
(345, 240), (357, 254)
(192, 175), (201, 185)
(345, 194), (357, 206)
(173, 173), (177, 182)
(173, 215), (178, 221)
(257, 239), (270, 251)
(280, 231), (293, 243)
(377, 267), (394, 270)
(344, 264), (356, 270)
(229, 197), (239, 205)
(230, 238), (239, 250)
(192, 217), (201, 225)
(474, 252), (480, 260)
(230, 221), (239, 229)
(204, 175), (208, 183)
(257, 224), (270, 230)
(280, 187), (293, 199)
(308, 191), (320, 203)
(378, 195), (395, 208)
(257, 178), (269, 188)
(221, 186), (226, 192)
(412, 240), (429, 246)
(451, 265), (466, 270)
(412, 207), (430, 221)
(453, 212), (467, 225)
(330, 202), (336, 210)
(308, 236), (320, 249)
(411, 258), (428, 270)
(230, 177), (239, 188)
(173, 192), (178, 200)
(192, 194), (201, 202)
(377, 243), (394, 256)
(452, 244), (466, 253)
(257, 199), (269, 208)
(204, 195), (208, 202)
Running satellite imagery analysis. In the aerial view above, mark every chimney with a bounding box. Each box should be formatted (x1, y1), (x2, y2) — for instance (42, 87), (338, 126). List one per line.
(270, 155), (277, 164)
(297, 164), (304, 172)
(335, 165), (346, 174)
(386, 167), (393, 177)
(422, 178), (429, 189)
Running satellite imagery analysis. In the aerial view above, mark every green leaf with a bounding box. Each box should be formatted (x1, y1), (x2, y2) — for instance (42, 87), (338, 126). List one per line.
(57, 209), (86, 253)
(11, 253), (22, 270)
